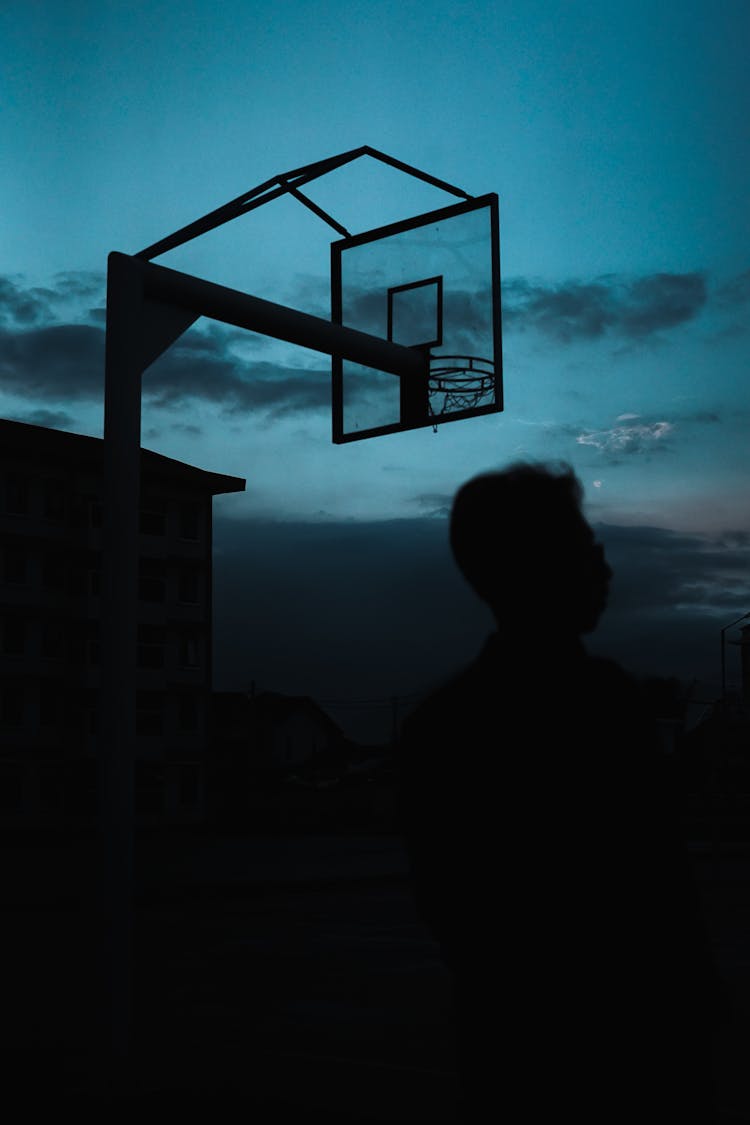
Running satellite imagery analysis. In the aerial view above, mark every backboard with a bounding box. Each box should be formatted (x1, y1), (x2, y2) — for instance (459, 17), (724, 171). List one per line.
(331, 193), (502, 443)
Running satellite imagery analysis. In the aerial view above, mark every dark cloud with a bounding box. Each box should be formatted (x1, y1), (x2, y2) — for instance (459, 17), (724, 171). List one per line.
(716, 530), (750, 551)
(589, 521), (750, 692)
(0, 323), (105, 399)
(0, 267), (721, 424)
(0, 272), (110, 401)
(144, 348), (331, 417)
(503, 272), (708, 342)
(311, 267), (716, 351)
(0, 284), (331, 417)
(341, 284), (493, 356)
(621, 274), (707, 335)
(715, 269), (750, 308)
(161, 321), (269, 356)
(6, 407), (76, 429)
(0, 278), (55, 326)
(710, 270), (750, 340)
(341, 290), (386, 334)
(285, 273), (331, 319)
(50, 270), (104, 302)
(0, 271), (105, 328)
(211, 513), (745, 738)
(143, 420), (205, 442)
(594, 523), (750, 615)
(683, 410), (721, 424)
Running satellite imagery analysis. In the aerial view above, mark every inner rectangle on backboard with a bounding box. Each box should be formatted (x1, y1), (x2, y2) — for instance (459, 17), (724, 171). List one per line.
(388, 276), (443, 349)
(331, 193), (502, 443)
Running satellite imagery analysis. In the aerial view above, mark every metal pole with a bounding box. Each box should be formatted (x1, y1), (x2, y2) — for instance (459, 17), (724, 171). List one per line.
(721, 629), (726, 705)
(95, 249), (429, 1081)
(721, 612), (750, 704)
(714, 612), (750, 882)
(97, 252), (144, 1084)
(128, 253), (428, 381)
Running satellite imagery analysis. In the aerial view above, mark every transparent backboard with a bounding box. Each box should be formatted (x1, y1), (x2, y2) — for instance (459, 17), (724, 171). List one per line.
(331, 193), (502, 443)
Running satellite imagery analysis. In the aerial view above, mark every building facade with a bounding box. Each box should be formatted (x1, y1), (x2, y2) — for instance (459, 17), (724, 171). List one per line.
(0, 419), (244, 827)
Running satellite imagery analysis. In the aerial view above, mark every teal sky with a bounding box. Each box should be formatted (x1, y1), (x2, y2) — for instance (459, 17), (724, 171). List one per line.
(3, 0), (749, 278)
(2, 0), (749, 711)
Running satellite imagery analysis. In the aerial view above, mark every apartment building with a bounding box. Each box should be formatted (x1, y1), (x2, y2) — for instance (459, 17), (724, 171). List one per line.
(0, 419), (245, 827)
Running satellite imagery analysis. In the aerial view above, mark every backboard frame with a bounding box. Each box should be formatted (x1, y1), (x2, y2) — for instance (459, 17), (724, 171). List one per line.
(331, 191), (502, 444)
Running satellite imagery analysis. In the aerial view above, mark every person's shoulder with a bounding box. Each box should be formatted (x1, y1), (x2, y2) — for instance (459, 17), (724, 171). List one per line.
(585, 653), (663, 748)
(400, 638), (501, 748)
(401, 666), (474, 739)
(586, 652), (641, 695)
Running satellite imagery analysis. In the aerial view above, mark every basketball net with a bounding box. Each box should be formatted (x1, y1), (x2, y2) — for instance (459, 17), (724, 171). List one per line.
(428, 355), (496, 429)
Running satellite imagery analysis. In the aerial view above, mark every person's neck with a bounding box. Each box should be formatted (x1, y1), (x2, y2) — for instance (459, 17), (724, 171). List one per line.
(491, 616), (586, 651)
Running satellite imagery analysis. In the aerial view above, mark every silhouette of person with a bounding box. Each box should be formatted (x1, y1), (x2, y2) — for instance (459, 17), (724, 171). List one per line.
(398, 462), (721, 1122)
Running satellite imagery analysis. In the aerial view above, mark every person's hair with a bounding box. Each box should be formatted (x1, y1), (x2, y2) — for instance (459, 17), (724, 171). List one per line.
(449, 461), (586, 607)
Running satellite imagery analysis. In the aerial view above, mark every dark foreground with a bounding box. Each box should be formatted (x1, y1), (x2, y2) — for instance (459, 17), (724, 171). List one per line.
(3, 829), (750, 1121)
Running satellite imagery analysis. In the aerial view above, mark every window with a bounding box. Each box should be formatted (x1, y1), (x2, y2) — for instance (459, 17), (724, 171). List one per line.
(43, 479), (67, 521)
(2, 618), (26, 657)
(1, 686), (25, 725)
(136, 764), (164, 816)
(89, 498), (103, 528)
(43, 555), (66, 591)
(137, 713), (163, 737)
(62, 696), (86, 735)
(3, 621), (25, 657)
(136, 691), (165, 736)
(88, 703), (98, 735)
(42, 622), (65, 659)
(0, 765), (23, 812)
(138, 558), (166, 602)
(3, 547), (28, 584)
(5, 473), (29, 515)
(68, 568), (87, 596)
(178, 636), (200, 668)
(140, 497), (166, 536)
(179, 765), (199, 806)
(67, 629), (86, 665)
(178, 569), (200, 605)
(40, 768), (66, 816)
(178, 694), (199, 731)
(69, 496), (88, 529)
(138, 574), (166, 602)
(137, 624), (166, 669)
(179, 503), (201, 541)
(39, 685), (60, 727)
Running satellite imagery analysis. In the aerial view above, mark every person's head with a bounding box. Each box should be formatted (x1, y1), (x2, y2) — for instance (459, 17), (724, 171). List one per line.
(449, 461), (612, 635)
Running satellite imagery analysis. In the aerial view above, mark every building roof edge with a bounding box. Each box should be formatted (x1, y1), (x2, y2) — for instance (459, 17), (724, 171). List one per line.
(0, 418), (246, 495)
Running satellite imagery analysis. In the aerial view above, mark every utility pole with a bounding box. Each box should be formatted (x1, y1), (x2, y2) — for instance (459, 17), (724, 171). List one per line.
(721, 612), (750, 706)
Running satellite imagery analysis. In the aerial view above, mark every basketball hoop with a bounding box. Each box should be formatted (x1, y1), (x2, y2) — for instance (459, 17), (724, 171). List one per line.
(428, 355), (496, 427)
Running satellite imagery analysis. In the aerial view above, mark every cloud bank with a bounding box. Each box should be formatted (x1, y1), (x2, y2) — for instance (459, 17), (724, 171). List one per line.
(0, 266), (744, 426)
(502, 271), (708, 341)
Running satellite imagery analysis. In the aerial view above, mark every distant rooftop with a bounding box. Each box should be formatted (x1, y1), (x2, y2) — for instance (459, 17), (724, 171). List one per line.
(213, 690), (343, 736)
